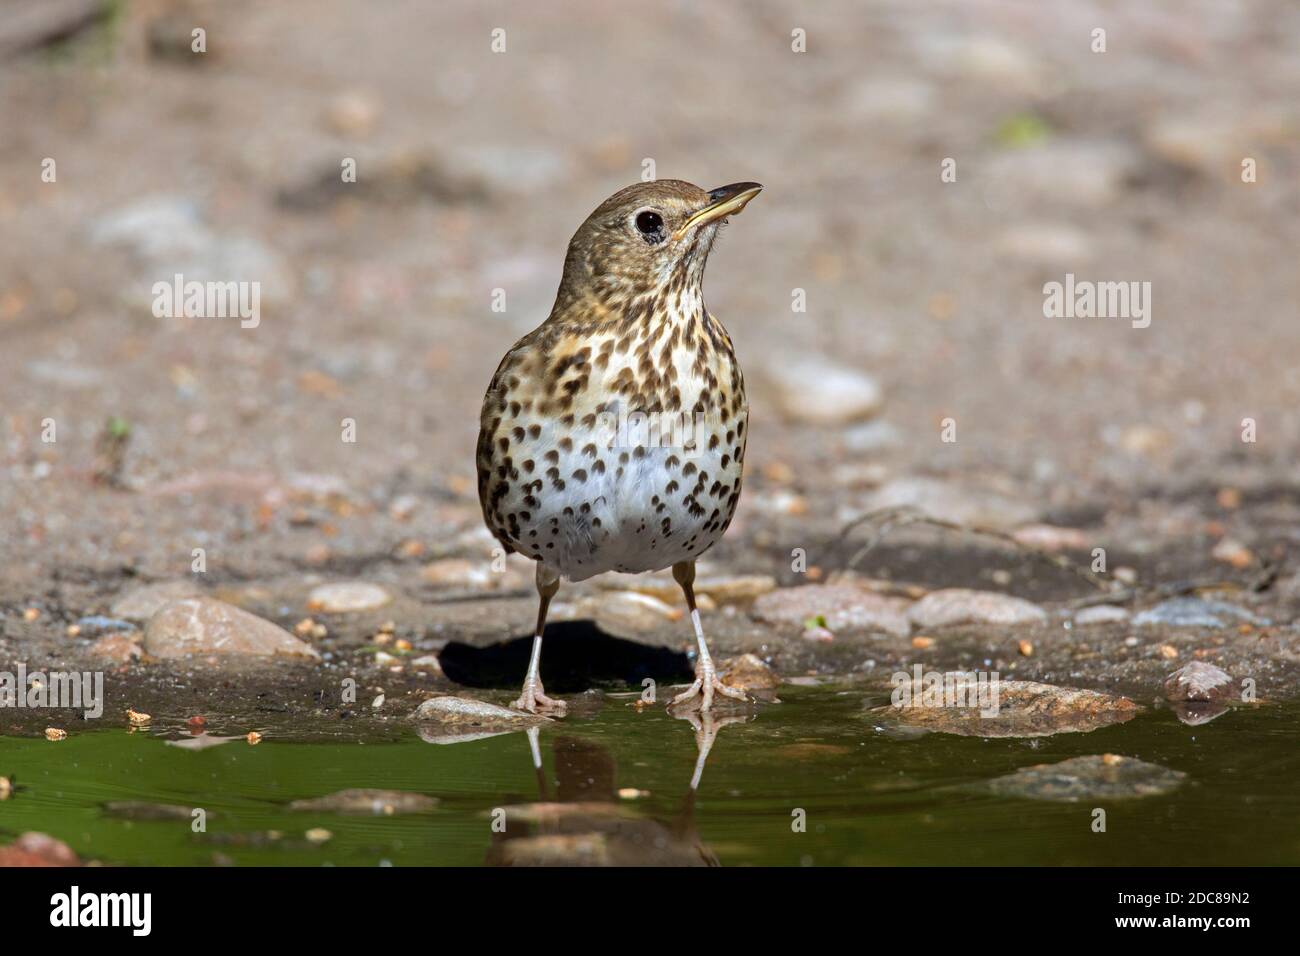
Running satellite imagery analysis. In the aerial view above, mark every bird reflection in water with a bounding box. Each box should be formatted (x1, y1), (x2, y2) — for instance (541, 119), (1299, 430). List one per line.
(486, 708), (752, 866)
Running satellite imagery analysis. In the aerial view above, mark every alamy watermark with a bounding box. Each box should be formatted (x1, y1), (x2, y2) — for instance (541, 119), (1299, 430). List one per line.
(1043, 273), (1151, 329)
(152, 273), (260, 328)
(0, 664), (104, 719)
(890, 666), (1001, 717)
(596, 408), (710, 458)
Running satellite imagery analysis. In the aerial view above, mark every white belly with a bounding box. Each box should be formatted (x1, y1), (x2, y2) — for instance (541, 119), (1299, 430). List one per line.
(498, 415), (744, 582)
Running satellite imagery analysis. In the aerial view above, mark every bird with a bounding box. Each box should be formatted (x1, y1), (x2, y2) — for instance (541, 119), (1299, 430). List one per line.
(475, 179), (762, 715)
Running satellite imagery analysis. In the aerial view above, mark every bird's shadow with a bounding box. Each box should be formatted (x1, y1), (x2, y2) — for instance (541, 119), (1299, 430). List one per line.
(438, 620), (693, 693)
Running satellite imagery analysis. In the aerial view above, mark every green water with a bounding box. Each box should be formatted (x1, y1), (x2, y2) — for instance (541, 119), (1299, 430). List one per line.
(2, 687), (1297, 866)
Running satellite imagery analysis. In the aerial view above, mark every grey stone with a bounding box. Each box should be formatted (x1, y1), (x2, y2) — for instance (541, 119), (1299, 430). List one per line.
(753, 584), (912, 637)
(907, 588), (1047, 629)
(144, 598), (320, 659)
(977, 754), (1186, 802)
(1134, 598), (1267, 629)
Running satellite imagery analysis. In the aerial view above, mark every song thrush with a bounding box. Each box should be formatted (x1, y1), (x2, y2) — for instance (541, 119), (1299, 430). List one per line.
(476, 179), (762, 714)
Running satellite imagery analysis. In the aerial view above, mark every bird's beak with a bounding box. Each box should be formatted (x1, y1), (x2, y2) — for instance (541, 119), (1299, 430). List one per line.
(677, 182), (763, 238)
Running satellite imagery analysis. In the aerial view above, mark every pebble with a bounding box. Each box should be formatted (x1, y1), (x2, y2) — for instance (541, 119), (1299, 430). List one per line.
(604, 573), (776, 606)
(1073, 605), (1131, 626)
(763, 356), (884, 426)
(109, 580), (203, 622)
(88, 633), (142, 663)
(410, 696), (549, 728)
(575, 591), (680, 637)
(324, 91), (381, 137)
(1010, 524), (1090, 552)
(144, 598), (321, 659)
(995, 223), (1092, 265)
(420, 558), (529, 590)
(289, 789), (438, 815)
(842, 420), (902, 453)
(0, 832), (80, 867)
(72, 615), (135, 637)
(869, 678), (1139, 738)
(719, 654), (780, 691)
(1163, 661), (1235, 703)
(752, 585), (912, 638)
(307, 582), (392, 613)
(977, 754), (1186, 802)
(1133, 597), (1266, 629)
(907, 589), (1047, 629)
(864, 477), (1037, 530)
(1211, 537), (1255, 568)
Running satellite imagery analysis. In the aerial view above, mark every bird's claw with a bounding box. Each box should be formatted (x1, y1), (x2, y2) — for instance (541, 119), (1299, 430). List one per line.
(511, 680), (566, 716)
(669, 662), (750, 713)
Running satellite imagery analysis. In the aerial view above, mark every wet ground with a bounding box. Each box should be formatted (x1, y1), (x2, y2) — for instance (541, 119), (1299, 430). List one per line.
(2, 1), (1299, 866)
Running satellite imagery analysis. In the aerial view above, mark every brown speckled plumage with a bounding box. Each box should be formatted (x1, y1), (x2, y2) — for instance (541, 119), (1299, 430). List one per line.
(475, 179), (762, 714)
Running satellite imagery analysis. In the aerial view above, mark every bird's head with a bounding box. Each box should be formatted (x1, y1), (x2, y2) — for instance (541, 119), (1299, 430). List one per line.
(555, 179), (762, 313)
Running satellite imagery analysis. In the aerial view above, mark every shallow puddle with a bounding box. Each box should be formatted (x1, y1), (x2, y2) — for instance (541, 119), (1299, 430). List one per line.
(2, 687), (1297, 865)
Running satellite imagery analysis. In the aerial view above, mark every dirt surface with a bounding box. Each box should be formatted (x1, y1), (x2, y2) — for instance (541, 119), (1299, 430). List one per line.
(2, 0), (1299, 730)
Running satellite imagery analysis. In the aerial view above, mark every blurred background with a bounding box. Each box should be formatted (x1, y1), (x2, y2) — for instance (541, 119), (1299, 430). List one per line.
(2, 0), (1299, 602)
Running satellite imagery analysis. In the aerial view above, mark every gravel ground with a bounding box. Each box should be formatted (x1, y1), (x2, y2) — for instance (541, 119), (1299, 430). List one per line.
(2, 0), (1299, 726)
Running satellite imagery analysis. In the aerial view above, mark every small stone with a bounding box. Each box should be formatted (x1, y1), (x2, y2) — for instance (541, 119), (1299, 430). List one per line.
(325, 91), (380, 137)
(764, 356), (884, 426)
(1011, 524), (1090, 552)
(1134, 598), (1265, 629)
(865, 477), (1037, 530)
(719, 654), (780, 691)
(89, 633), (142, 663)
(1163, 661), (1235, 703)
(802, 625), (834, 643)
(411, 654), (444, 674)
(1211, 538), (1254, 569)
(907, 589), (1047, 629)
(371, 694), (385, 709)
(307, 582), (392, 613)
(22, 608), (40, 622)
(1018, 640), (1034, 657)
(607, 573), (776, 606)
(995, 223), (1091, 265)
(1159, 644), (1180, 660)
(869, 677), (1139, 738)
(145, 598), (320, 659)
(0, 832), (80, 867)
(410, 696), (549, 729)
(1114, 566), (1138, 585)
(1216, 487), (1242, 509)
(977, 754), (1186, 802)
(753, 585), (912, 637)
(421, 558), (515, 589)
(72, 615), (134, 637)
(1074, 605), (1130, 626)
(289, 789), (437, 815)
(576, 591), (680, 637)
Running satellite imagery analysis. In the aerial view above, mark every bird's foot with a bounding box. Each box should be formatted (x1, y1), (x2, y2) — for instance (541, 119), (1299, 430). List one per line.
(669, 661), (750, 713)
(511, 680), (567, 716)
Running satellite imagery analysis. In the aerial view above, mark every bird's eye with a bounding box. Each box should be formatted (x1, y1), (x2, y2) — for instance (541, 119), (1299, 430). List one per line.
(634, 210), (666, 243)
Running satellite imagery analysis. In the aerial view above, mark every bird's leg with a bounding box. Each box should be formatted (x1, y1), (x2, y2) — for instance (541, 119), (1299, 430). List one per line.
(512, 564), (566, 715)
(669, 560), (750, 712)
